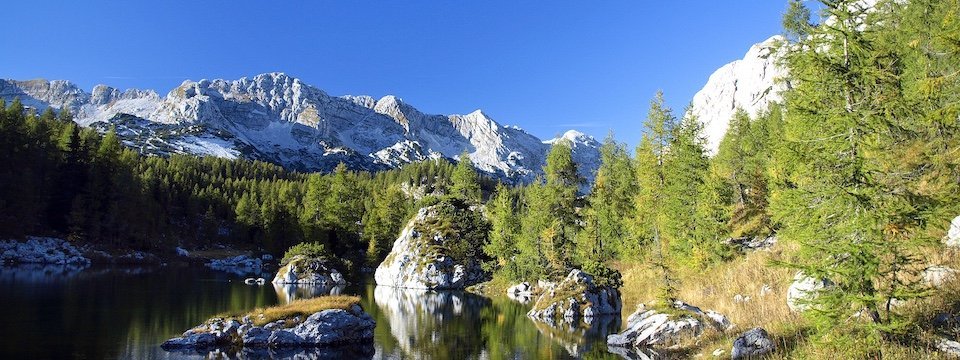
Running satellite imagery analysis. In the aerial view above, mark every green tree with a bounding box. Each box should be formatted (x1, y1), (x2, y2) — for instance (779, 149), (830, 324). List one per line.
(633, 91), (679, 304)
(771, 0), (958, 346)
(483, 183), (520, 275)
(450, 152), (482, 202)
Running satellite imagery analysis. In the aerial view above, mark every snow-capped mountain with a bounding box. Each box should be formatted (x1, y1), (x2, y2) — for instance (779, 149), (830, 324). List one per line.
(689, 35), (789, 154)
(0, 73), (600, 183)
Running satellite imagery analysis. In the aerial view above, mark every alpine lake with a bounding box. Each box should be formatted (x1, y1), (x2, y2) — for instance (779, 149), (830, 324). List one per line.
(0, 263), (625, 359)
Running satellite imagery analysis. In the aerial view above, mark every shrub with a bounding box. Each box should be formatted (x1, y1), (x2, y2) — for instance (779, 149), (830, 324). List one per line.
(281, 242), (329, 265)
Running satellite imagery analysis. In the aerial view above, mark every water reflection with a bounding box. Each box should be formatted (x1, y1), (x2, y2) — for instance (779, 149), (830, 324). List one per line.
(0, 263), (90, 283)
(531, 315), (621, 357)
(165, 344), (375, 359)
(372, 286), (489, 358)
(0, 265), (625, 360)
(273, 282), (346, 304)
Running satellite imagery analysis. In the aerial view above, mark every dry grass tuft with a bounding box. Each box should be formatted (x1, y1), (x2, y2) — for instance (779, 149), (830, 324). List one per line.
(215, 295), (361, 327)
(613, 241), (960, 359)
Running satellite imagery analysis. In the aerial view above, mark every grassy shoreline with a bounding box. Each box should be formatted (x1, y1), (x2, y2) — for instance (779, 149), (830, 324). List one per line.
(212, 296), (361, 327)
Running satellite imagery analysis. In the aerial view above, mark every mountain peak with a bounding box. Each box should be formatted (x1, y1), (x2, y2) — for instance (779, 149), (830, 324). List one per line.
(0, 73), (602, 185)
(690, 36), (789, 154)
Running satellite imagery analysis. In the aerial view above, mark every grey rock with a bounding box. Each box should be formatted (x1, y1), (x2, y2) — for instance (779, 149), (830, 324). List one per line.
(607, 301), (733, 351)
(947, 215), (960, 248)
(731, 327), (775, 359)
(938, 337), (960, 357)
(268, 330), (303, 347)
(241, 327), (272, 347)
(272, 255), (347, 286)
(161, 332), (217, 350)
(291, 308), (376, 345)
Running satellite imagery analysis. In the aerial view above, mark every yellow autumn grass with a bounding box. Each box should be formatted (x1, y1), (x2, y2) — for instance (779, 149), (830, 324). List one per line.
(214, 295), (361, 327)
(613, 241), (960, 359)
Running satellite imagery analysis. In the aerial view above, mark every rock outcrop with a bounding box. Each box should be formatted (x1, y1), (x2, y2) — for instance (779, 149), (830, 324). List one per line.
(689, 35), (789, 154)
(205, 255), (263, 276)
(947, 215), (960, 248)
(374, 206), (486, 290)
(607, 301), (733, 351)
(273, 255), (347, 286)
(527, 269), (621, 326)
(0, 237), (90, 266)
(787, 272), (834, 312)
(161, 304), (375, 351)
(731, 327), (775, 359)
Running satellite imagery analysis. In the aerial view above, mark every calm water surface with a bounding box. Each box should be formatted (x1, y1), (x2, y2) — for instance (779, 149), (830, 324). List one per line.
(0, 264), (623, 359)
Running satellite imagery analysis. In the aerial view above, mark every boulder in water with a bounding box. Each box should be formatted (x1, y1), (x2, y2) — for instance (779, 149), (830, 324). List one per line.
(272, 255), (347, 286)
(527, 269), (621, 326)
(374, 205), (486, 290)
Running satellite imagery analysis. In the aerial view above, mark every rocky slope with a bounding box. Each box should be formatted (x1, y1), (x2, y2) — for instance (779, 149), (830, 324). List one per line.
(0, 73), (599, 183)
(689, 35), (789, 154)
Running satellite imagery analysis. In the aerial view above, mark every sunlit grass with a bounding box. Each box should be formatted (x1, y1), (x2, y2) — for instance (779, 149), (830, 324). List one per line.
(212, 295), (361, 327)
(612, 241), (960, 359)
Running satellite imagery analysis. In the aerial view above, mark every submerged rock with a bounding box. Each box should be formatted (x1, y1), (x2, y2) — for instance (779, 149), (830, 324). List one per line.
(527, 269), (621, 326)
(731, 327), (775, 359)
(272, 255), (347, 286)
(374, 206), (486, 290)
(162, 304), (375, 351)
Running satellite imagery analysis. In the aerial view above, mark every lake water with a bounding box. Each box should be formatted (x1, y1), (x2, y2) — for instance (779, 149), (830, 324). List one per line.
(0, 264), (624, 359)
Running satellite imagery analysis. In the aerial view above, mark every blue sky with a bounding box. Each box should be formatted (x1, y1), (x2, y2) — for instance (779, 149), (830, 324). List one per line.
(2, 1), (788, 147)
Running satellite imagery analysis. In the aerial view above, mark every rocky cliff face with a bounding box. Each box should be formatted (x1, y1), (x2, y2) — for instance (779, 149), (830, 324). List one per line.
(0, 73), (599, 183)
(689, 36), (789, 154)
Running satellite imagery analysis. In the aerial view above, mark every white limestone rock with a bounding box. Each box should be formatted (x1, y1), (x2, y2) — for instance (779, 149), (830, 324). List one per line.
(947, 215), (960, 247)
(787, 272), (834, 312)
(374, 206), (486, 290)
(607, 301), (733, 351)
(689, 36), (789, 154)
(923, 266), (958, 288)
